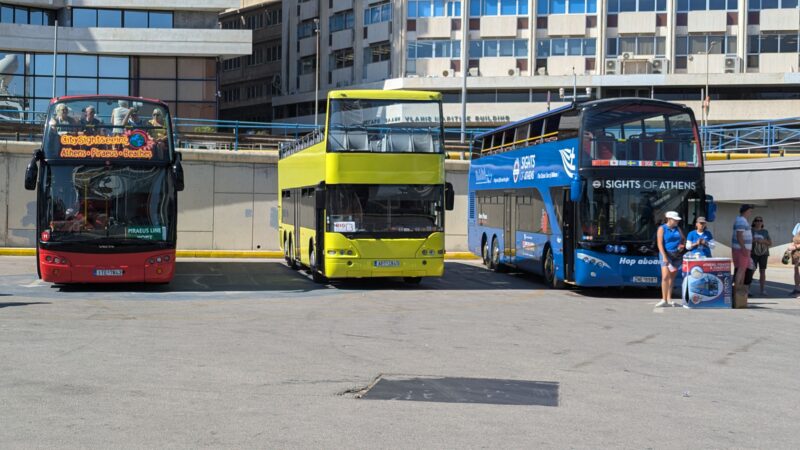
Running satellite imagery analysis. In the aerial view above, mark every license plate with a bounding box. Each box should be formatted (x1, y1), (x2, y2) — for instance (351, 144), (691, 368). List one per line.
(373, 260), (400, 268)
(93, 269), (124, 277)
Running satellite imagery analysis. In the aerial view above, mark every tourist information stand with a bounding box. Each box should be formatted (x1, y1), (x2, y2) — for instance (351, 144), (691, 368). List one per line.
(681, 257), (733, 308)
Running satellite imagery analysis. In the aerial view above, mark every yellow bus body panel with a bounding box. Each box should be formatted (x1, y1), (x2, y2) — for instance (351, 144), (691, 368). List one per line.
(325, 153), (444, 185)
(323, 232), (445, 278)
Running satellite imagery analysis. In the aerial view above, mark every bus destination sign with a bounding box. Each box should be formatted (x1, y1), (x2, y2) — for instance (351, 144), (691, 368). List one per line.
(58, 131), (156, 160)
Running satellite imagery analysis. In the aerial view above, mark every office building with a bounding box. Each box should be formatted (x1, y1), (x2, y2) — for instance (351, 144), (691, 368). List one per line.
(275, 0), (800, 126)
(0, 1), (250, 120)
(219, 0), (283, 122)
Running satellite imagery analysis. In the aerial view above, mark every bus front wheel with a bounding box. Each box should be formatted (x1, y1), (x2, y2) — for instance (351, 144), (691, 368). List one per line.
(543, 247), (564, 289)
(309, 245), (327, 284)
(491, 237), (505, 272)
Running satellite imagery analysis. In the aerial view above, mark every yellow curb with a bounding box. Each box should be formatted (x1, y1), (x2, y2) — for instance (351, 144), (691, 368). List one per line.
(0, 248), (35, 256)
(0, 248), (481, 260)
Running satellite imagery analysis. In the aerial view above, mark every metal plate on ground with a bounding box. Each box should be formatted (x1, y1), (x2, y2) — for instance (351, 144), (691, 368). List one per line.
(360, 376), (559, 406)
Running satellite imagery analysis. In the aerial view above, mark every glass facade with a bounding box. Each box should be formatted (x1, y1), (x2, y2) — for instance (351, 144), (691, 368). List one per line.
(0, 3), (55, 25)
(0, 52), (216, 120)
(70, 8), (173, 28)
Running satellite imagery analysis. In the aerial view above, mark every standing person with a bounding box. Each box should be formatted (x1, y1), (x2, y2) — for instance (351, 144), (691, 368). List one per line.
(111, 100), (130, 134)
(787, 227), (800, 296)
(685, 216), (714, 258)
(732, 204), (754, 289)
(750, 216), (772, 296)
(656, 211), (685, 307)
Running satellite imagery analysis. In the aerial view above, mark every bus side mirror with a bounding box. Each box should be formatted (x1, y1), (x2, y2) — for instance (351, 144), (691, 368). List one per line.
(445, 182), (455, 211)
(315, 188), (326, 210)
(172, 152), (185, 192)
(570, 178), (583, 202)
(24, 149), (42, 191)
(706, 195), (717, 222)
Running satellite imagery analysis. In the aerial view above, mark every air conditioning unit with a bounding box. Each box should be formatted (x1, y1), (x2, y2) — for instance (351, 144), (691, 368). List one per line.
(537, 67), (547, 76)
(605, 59), (619, 75)
(468, 67), (479, 77)
(724, 56), (741, 74)
(442, 69), (451, 77)
(507, 67), (521, 76)
(620, 52), (634, 61)
(650, 58), (669, 74)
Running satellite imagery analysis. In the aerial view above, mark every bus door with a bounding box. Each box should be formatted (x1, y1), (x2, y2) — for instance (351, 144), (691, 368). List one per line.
(561, 188), (575, 282)
(314, 185), (325, 272)
(292, 189), (301, 262)
(504, 192), (516, 262)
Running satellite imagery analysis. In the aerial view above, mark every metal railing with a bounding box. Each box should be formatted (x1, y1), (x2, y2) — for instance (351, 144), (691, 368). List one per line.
(4, 108), (798, 158)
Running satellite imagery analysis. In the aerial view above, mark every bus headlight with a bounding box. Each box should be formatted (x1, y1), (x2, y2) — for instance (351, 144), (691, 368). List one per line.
(327, 250), (337, 256)
(148, 258), (155, 264)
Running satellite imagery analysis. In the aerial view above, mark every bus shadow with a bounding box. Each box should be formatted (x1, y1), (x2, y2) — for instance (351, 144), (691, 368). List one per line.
(53, 261), (328, 293)
(331, 262), (551, 291)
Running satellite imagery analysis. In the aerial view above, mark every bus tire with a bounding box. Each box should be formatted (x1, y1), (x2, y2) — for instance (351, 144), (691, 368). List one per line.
(491, 236), (504, 272)
(286, 235), (298, 270)
(543, 246), (564, 289)
(403, 277), (422, 285)
(309, 244), (327, 284)
(481, 234), (490, 266)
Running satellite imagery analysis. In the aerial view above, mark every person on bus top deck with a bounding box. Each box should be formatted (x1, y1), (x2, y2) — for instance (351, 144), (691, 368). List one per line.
(79, 105), (102, 135)
(656, 211), (686, 307)
(147, 108), (167, 139)
(111, 100), (130, 134)
(685, 216), (714, 258)
(49, 103), (77, 135)
(122, 106), (144, 127)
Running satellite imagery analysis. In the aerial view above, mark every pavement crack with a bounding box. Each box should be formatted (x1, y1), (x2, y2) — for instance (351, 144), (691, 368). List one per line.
(338, 373), (383, 398)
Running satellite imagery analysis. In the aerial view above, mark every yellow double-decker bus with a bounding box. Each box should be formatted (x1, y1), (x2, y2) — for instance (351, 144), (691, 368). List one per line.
(278, 90), (454, 284)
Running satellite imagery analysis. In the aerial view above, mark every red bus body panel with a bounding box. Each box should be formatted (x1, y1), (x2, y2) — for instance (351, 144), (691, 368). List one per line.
(39, 248), (176, 284)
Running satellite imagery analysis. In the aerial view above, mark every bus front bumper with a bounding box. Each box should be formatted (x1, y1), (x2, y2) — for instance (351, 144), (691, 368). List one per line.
(324, 256), (444, 279)
(39, 249), (175, 284)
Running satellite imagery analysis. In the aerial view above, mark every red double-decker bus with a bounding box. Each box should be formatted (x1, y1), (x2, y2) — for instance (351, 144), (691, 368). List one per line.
(24, 95), (184, 283)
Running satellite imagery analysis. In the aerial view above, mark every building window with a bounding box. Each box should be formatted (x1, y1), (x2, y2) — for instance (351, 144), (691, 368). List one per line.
(606, 36), (665, 56)
(222, 57), (241, 71)
(265, 8), (282, 26)
(365, 2), (392, 25)
(537, 0), (596, 15)
(748, 0), (797, 8)
(469, 39), (528, 57)
(608, 0), (666, 12)
(537, 38), (596, 56)
(677, 0), (738, 11)
(408, 40), (462, 59)
(330, 48), (355, 70)
(329, 10), (354, 32)
(747, 33), (799, 54)
(70, 8), (173, 28)
(298, 19), (316, 39)
(265, 44), (281, 62)
(366, 42), (392, 63)
(246, 47), (264, 66)
(0, 3), (55, 25)
(409, 1), (462, 18)
(298, 56), (316, 75)
(675, 35), (736, 56)
(469, 0), (527, 16)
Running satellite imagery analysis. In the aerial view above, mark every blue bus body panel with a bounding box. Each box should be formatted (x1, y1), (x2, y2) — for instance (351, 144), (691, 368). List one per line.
(468, 138), (579, 282)
(574, 249), (662, 287)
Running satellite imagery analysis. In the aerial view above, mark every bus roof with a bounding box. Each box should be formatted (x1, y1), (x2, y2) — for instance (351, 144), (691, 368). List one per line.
(474, 97), (690, 141)
(328, 90), (442, 102)
(52, 95), (169, 107)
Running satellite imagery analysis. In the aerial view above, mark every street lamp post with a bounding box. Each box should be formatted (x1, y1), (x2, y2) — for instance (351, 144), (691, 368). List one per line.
(703, 41), (718, 132)
(314, 18), (320, 128)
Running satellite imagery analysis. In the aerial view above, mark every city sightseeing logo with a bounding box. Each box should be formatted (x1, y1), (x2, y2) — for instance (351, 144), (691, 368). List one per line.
(559, 147), (576, 178)
(513, 158), (520, 183)
(127, 130), (148, 149)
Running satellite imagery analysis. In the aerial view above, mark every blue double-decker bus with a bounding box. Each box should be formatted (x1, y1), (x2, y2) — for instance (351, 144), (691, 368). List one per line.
(467, 98), (714, 288)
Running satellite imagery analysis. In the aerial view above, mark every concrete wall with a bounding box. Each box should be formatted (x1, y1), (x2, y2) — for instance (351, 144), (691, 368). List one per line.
(0, 141), (471, 252)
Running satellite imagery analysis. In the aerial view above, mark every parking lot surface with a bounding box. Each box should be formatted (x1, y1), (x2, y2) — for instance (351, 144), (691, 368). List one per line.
(2, 256), (800, 448)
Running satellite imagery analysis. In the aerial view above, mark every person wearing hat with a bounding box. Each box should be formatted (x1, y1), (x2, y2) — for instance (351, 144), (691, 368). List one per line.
(656, 211), (686, 307)
(686, 216), (715, 258)
(732, 204), (754, 288)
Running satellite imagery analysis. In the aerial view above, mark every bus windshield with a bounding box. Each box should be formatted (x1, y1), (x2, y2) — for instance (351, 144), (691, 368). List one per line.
(581, 103), (700, 167)
(327, 184), (443, 235)
(580, 183), (701, 243)
(41, 165), (173, 244)
(327, 99), (443, 153)
(43, 97), (172, 162)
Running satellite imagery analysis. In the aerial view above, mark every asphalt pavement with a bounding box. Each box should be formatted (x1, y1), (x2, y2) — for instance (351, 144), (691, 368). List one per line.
(2, 256), (800, 448)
